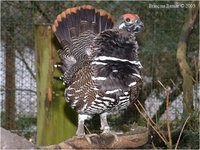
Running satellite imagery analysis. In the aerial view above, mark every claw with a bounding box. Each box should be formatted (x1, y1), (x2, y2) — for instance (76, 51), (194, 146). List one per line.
(84, 133), (99, 144)
(101, 130), (119, 142)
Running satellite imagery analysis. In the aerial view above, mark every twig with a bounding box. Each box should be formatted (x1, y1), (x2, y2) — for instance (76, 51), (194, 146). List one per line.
(84, 125), (92, 134)
(158, 80), (172, 148)
(136, 101), (167, 140)
(16, 88), (37, 94)
(16, 50), (36, 80)
(134, 103), (168, 144)
(1, 87), (36, 94)
(170, 79), (181, 93)
(137, 101), (157, 126)
(157, 80), (167, 90)
(165, 90), (172, 149)
(175, 115), (190, 150)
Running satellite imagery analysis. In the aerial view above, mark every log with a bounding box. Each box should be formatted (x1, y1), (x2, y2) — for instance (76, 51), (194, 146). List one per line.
(42, 126), (148, 149)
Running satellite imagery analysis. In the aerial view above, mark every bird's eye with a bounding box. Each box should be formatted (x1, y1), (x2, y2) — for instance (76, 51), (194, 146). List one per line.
(125, 18), (130, 22)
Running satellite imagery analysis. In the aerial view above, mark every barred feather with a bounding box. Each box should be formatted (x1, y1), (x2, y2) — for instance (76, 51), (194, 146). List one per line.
(52, 5), (115, 84)
(52, 5), (143, 136)
(64, 29), (142, 115)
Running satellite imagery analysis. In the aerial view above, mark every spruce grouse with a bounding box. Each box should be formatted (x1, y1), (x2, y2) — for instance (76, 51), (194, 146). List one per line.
(52, 5), (143, 136)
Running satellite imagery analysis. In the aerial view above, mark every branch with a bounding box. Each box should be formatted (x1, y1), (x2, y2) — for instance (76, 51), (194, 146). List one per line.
(152, 82), (182, 121)
(1, 86), (37, 94)
(179, 2), (199, 43)
(16, 50), (36, 80)
(41, 126), (148, 149)
(174, 115), (190, 149)
(176, 1), (199, 117)
(16, 88), (37, 94)
(31, 1), (51, 23)
(165, 89), (172, 148)
(177, 1), (199, 73)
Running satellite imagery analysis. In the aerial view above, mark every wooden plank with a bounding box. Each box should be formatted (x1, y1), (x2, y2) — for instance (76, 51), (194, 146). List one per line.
(35, 25), (77, 146)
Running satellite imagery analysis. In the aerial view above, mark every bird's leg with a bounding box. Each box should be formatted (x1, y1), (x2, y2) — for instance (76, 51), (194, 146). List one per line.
(100, 112), (110, 133)
(76, 114), (98, 144)
(76, 114), (90, 137)
(100, 113), (119, 141)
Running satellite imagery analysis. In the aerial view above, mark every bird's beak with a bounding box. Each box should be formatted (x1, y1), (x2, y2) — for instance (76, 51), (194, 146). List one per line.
(132, 20), (144, 33)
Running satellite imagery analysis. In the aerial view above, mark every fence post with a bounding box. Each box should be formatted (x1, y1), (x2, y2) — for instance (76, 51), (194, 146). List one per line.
(4, 17), (16, 130)
(35, 25), (77, 146)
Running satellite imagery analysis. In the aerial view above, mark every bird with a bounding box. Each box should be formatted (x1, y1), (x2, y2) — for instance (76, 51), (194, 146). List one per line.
(52, 5), (143, 136)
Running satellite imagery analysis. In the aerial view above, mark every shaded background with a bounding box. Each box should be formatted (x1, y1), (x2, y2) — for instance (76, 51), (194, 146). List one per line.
(0, 1), (199, 148)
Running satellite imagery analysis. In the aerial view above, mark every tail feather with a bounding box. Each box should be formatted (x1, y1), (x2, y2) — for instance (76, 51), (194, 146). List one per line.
(98, 9), (112, 31)
(79, 5), (95, 23)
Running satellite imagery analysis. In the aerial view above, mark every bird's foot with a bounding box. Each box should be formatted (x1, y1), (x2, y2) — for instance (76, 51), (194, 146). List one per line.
(76, 133), (85, 138)
(101, 130), (119, 142)
(84, 133), (99, 144)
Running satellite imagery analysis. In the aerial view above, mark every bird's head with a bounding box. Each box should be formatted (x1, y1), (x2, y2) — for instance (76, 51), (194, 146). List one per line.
(115, 13), (144, 33)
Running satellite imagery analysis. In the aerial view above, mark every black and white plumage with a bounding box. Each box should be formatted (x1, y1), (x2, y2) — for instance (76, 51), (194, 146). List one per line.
(52, 5), (144, 136)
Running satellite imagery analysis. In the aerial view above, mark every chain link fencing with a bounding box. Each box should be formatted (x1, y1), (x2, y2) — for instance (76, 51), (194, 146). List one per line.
(0, 1), (198, 144)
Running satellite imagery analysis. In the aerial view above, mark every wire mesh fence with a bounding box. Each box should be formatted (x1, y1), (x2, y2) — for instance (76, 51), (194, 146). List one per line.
(0, 35), (37, 140)
(0, 1), (199, 146)
(0, 2), (37, 140)
(0, 55), (36, 138)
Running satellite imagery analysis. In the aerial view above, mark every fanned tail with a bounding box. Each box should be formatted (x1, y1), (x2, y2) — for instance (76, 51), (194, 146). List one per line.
(52, 5), (115, 46)
(52, 5), (115, 85)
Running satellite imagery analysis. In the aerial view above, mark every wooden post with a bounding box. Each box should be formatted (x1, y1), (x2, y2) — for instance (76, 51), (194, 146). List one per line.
(4, 17), (16, 130)
(35, 25), (77, 146)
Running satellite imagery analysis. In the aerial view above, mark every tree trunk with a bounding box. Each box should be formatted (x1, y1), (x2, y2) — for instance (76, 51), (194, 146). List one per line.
(176, 1), (199, 119)
(4, 17), (16, 130)
(35, 25), (77, 146)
